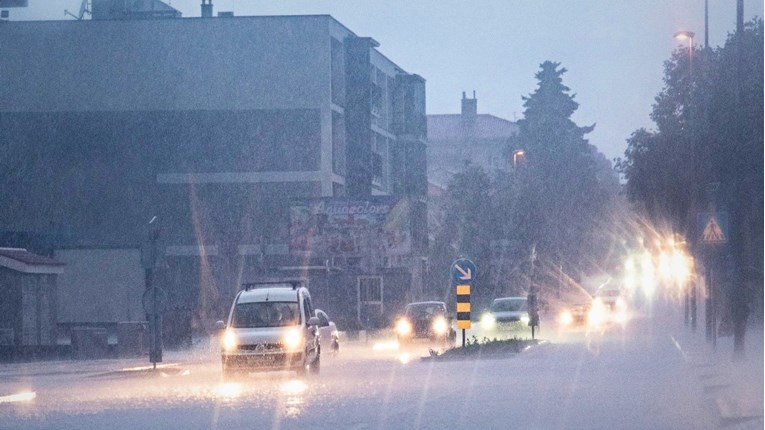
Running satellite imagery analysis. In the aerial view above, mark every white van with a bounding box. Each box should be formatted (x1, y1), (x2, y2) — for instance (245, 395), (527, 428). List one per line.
(216, 281), (320, 378)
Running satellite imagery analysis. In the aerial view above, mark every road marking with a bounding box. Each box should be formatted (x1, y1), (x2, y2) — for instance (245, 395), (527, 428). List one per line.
(717, 397), (764, 419)
(0, 391), (36, 403)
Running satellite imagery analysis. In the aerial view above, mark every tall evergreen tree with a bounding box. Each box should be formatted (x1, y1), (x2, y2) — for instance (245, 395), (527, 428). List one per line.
(506, 61), (611, 277)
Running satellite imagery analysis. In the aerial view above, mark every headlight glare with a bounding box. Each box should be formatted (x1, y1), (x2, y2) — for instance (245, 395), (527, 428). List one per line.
(223, 330), (238, 351)
(432, 317), (448, 335)
(480, 313), (496, 330)
(559, 310), (573, 326)
(283, 328), (303, 350)
(396, 319), (412, 336)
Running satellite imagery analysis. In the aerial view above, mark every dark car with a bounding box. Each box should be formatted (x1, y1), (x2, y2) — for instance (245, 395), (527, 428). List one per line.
(395, 301), (456, 345)
(558, 303), (591, 327)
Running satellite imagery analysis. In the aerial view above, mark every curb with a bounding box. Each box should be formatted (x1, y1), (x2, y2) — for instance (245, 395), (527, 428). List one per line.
(86, 363), (185, 378)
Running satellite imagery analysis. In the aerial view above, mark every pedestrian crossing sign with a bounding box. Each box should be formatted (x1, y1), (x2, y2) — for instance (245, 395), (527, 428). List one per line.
(697, 212), (728, 245)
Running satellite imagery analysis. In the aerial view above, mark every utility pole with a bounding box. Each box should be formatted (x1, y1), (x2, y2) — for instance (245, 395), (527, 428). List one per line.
(142, 216), (165, 369)
(731, 0), (747, 357)
(704, 0), (709, 48)
(528, 245), (539, 339)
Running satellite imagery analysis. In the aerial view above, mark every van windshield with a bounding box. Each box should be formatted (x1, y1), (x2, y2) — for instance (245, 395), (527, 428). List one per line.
(232, 301), (300, 328)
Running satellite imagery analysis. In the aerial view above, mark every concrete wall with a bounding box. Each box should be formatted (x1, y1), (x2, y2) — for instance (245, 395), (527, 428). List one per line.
(0, 16), (331, 112)
(54, 248), (144, 323)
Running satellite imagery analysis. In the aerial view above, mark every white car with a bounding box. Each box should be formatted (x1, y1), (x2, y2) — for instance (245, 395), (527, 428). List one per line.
(216, 281), (321, 378)
(315, 309), (340, 353)
(480, 297), (530, 332)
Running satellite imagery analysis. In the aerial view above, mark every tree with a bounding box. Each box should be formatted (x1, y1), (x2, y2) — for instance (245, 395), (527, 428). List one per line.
(428, 62), (619, 309)
(505, 62), (615, 283)
(428, 164), (497, 306)
(617, 19), (763, 353)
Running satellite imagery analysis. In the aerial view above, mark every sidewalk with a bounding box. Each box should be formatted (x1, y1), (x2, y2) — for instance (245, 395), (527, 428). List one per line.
(671, 320), (764, 429)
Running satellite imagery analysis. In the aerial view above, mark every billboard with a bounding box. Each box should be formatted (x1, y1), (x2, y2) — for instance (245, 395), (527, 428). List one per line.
(0, 0), (28, 7)
(289, 197), (411, 256)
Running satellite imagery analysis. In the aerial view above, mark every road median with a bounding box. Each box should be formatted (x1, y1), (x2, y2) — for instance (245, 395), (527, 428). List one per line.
(421, 337), (543, 361)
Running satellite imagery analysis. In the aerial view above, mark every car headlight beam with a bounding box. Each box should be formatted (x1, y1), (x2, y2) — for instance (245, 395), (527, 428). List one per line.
(559, 310), (573, 326)
(432, 317), (448, 335)
(480, 313), (496, 330)
(223, 330), (238, 351)
(283, 328), (303, 351)
(396, 319), (412, 336)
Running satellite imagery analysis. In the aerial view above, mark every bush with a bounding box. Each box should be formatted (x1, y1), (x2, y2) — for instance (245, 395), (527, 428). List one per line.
(432, 336), (539, 360)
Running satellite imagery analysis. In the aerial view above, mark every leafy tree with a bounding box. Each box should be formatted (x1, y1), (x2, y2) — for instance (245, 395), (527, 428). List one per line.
(427, 164), (497, 306)
(617, 19), (763, 352)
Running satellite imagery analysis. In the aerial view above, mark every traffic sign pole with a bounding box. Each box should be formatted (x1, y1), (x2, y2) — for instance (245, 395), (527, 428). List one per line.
(456, 284), (471, 347)
(142, 221), (165, 369)
(451, 258), (476, 348)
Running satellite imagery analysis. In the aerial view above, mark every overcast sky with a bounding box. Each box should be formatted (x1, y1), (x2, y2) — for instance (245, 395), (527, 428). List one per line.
(9, 1), (763, 161)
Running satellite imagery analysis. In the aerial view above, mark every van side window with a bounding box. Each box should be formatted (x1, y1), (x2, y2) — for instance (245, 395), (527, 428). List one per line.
(302, 297), (314, 322)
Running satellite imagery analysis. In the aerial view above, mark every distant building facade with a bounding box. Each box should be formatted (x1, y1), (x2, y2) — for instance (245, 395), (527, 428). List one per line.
(427, 92), (518, 188)
(0, 10), (427, 343)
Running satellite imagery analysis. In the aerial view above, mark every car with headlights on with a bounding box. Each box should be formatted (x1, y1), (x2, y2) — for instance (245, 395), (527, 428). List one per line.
(480, 297), (530, 333)
(588, 288), (628, 327)
(395, 301), (456, 345)
(216, 280), (321, 378)
(558, 303), (591, 327)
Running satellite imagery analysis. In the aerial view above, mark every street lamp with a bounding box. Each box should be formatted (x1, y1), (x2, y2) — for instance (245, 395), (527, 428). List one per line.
(674, 31), (695, 76)
(675, 30), (696, 331)
(512, 149), (525, 169)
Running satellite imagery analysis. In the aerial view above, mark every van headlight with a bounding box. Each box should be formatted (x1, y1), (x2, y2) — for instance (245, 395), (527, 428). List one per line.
(396, 319), (412, 336)
(481, 313), (496, 330)
(432, 317), (448, 335)
(589, 303), (605, 326)
(283, 328), (303, 351)
(520, 315), (530, 325)
(559, 310), (573, 326)
(223, 330), (238, 352)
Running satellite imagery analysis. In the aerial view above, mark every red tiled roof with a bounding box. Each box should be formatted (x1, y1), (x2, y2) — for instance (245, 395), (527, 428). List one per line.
(427, 114), (518, 142)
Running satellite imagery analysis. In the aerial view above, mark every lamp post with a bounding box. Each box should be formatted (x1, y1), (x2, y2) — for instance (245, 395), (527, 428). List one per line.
(674, 30), (696, 331)
(674, 31), (695, 76)
(512, 149), (526, 169)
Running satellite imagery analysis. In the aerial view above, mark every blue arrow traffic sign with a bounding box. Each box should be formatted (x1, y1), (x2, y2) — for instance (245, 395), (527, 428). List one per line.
(451, 258), (476, 284)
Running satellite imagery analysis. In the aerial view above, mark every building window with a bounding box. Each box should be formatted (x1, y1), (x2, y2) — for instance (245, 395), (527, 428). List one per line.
(371, 83), (383, 118)
(331, 38), (345, 107)
(332, 111), (346, 175)
(371, 152), (383, 188)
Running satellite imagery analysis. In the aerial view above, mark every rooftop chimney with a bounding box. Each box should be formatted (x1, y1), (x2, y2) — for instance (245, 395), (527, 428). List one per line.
(201, 0), (213, 18)
(461, 91), (477, 124)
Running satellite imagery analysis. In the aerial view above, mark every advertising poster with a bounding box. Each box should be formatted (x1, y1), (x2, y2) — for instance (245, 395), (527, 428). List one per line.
(289, 197), (411, 256)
